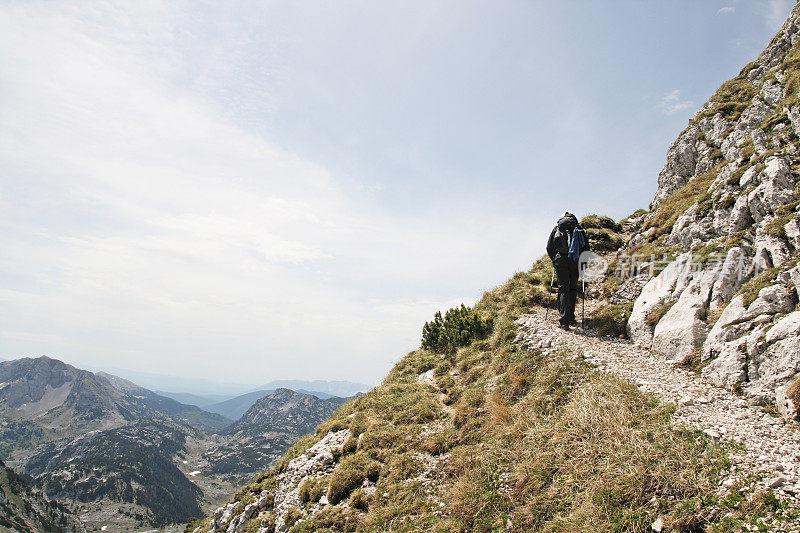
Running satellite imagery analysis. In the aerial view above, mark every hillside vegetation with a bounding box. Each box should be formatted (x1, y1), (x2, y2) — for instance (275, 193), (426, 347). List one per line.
(196, 264), (766, 532)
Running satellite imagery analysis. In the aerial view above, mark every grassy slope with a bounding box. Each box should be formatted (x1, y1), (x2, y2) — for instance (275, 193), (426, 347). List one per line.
(192, 260), (791, 532)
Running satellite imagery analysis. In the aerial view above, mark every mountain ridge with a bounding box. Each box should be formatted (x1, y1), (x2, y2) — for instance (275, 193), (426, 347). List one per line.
(0, 356), (227, 529)
(205, 388), (341, 421)
(199, 389), (348, 484)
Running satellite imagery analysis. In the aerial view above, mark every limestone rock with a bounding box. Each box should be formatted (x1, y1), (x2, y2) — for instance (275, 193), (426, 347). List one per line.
(703, 337), (748, 389)
(761, 79), (784, 106)
(739, 165), (760, 188)
(722, 98), (772, 160)
(747, 158), (795, 224)
(417, 369), (435, 384)
(789, 264), (800, 291)
(698, 114), (731, 146)
(729, 195), (753, 235)
(790, 106), (800, 138)
(709, 247), (748, 312)
(766, 310), (800, 344)
(752, 129), (769, 155)
(748, 285), (795, 317)
(753, 231), (791, 270)
(652, 127), (700, 209)
(776, 383), (799, 419)
(651, 517), (664, 532)
(273, 429), (351, 532)
(785, 218), (800, 250)
(652, 278), (709, 360)
(628, 254), (693, 347)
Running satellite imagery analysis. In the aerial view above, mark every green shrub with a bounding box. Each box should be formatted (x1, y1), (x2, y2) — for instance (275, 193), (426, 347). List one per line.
(590, 304), (633, 337)
(580, 214), (622, 232)
(421, 304), (494, 354)
(585, 227), (625, 252)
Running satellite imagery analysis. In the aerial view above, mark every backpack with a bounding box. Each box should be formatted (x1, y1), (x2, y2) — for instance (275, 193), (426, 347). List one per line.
(552, 227), (570, 258)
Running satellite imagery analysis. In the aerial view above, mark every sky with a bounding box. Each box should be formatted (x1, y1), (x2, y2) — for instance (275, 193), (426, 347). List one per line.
(0, 0), (795, 388)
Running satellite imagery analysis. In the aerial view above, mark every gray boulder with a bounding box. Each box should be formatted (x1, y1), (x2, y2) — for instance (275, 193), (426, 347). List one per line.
(709, 247), (748, 313)
(651, 278), (708, 360)
(628, 254), (693, 347)
(729, 195), (753, 235)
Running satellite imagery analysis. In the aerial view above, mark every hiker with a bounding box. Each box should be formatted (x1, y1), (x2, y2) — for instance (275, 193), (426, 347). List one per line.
(546, 212), (588, 330)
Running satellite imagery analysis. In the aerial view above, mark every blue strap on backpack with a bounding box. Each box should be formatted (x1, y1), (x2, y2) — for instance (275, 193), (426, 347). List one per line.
(568, 227), (586, 262)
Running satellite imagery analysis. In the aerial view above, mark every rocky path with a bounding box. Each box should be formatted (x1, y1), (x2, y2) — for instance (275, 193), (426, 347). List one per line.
(517, 308), (800, 519)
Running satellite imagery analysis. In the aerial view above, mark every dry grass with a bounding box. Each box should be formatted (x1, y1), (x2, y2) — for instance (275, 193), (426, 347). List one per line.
(585, 227), (626, 252)
(327, 453), (381, 505)
(580, 214), (622, 232)
(442, 352), (728, 532)
(693, 76), (757, 123)
(509, 374), (725, 531)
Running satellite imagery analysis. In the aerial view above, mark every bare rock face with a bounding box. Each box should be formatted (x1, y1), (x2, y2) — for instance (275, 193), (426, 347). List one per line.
(726, 98), (774, 157)
(651, 264), (723, 360)
(273, 429), (351, 531)
(701, 285), (798, 403)
(628, 254), (693, 347)
(651, 127), (700, 209)
(709, 247), (749, 313)
(651, 285), (708, 360)
(206, 429), (351, 533)
(624, 3), (800, 418)
(747, 159), (795, 224)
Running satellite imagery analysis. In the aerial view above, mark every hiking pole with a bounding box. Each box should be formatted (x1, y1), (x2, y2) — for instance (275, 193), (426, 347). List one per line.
(581, 278), (586, 330)
(545, 269), (555, 321)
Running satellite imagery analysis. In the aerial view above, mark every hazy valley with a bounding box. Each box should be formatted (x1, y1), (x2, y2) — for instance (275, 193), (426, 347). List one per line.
(0, 356), (361, 531)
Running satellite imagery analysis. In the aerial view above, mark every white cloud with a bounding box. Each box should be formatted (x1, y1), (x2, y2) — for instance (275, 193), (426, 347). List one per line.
(657, 89), (694, 115)
(717, 6), (735, 15)
(0, 1), (549, 385)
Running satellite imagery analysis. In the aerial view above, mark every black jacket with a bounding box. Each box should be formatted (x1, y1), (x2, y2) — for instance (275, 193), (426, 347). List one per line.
(546, 214), (579, 262)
